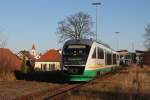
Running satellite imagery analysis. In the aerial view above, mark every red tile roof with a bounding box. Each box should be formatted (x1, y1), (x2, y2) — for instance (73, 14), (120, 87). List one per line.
(0, 48), (21, 71)
(36, 49), (61, 62)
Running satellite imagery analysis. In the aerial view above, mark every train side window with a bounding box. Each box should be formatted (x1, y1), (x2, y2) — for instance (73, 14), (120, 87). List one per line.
(117, 55), (119, 60)
(98, 47), (104, 59)
(105, 51), (107, 65)
(92, 48), (96, 58)
(107, 52), (112, 65)
(113, 54), (117, 64)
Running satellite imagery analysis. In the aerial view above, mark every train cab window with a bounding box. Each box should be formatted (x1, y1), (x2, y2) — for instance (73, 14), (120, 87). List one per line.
(79, 50), (83, 54)
(92, 48), (96, 58)
(63, 45), (91, 65)
(98, 47), (104, 59)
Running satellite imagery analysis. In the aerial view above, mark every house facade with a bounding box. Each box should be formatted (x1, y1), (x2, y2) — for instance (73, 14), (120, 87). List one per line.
(135, 50), (147, 65)
(34, 49), (61, 71)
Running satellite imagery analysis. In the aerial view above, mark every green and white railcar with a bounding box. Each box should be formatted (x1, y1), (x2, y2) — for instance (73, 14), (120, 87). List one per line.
(62, 39), (120, 81)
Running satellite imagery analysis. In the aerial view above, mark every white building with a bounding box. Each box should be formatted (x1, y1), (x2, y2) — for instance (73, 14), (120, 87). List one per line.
(34, 49), (61, 71)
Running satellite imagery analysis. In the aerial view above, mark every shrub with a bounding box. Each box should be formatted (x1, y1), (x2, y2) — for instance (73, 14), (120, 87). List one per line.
(20, 55), (28, 73)
(34, 68), (41, 72)
(0, 72), (16, 81)
(21, 65), (28, 73)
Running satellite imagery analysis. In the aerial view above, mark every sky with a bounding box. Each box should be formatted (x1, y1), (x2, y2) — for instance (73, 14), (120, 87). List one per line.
(0, 0), (150, 53)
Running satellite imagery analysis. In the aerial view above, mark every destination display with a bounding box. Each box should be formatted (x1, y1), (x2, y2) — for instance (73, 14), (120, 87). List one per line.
(68, 45), (86, 49)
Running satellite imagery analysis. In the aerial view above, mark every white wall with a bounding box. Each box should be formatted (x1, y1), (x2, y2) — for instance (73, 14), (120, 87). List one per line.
(34, 61), (61, 71)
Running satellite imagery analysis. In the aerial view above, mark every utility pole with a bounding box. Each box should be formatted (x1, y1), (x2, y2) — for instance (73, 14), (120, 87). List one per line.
(92, 2), (101, 41)
(115, 32), (120, 51)
(132, 41), (134, 52)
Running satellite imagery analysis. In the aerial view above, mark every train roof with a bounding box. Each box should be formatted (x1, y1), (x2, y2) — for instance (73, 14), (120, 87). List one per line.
(96, 40), (111, 49)
(63, 39), (113, 50)
(64, 39), (94, 47)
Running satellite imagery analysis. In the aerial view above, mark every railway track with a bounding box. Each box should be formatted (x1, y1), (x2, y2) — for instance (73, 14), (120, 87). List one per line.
(14, 65), (150, 100)
(0, 65), (149, 100)
(44, 83), (85, 100)
(44, 66), (150, 100)
(0, 70), (120, 100)
(43, 69), (124, 100)
(14, 83), (82, 100)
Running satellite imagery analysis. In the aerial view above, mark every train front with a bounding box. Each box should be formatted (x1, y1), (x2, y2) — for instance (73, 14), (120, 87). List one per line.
(62, 39), (92, 81)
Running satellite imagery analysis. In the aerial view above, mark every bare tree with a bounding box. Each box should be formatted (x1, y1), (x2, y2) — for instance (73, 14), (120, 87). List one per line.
(0, 32), (8, 73)
(144, 24), (150, 49)
(0, 33), (16, 80)
(0, 32), (7, 48)
(56, 12), (95, 43)
(0, 39), (7, 48)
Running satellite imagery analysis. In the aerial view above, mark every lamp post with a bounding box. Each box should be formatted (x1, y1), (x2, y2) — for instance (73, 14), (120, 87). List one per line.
(92, 2), (101, 41)
(115, 32), (120, 51)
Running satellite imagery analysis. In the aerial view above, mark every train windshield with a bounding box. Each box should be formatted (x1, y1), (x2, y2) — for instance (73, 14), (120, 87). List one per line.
(63, 45), (91, 65)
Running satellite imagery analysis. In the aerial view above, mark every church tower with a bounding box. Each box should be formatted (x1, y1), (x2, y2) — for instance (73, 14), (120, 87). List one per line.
(31, 43), (36, 57)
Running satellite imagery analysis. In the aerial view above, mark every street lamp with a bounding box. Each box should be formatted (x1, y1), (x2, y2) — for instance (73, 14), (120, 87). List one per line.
(92, 2), (101, 41)
(115, 32), (120, 51)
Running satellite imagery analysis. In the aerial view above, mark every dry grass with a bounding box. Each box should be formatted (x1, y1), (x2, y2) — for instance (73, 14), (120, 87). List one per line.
(59, 65), (150, 100)
(0, 80), (61, 99)
(0, 72), (16, 81)
(0, 65), (149, 100)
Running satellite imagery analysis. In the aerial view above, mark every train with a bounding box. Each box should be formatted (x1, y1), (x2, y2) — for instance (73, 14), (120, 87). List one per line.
(62, 39), (120, 81)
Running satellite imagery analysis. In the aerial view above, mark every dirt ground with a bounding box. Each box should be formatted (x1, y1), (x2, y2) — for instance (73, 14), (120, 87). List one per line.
(0, 65), (149, 100)
(0, 80), (61, 99)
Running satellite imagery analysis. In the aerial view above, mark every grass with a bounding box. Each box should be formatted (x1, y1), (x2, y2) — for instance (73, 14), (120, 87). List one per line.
(59, 65), (150, 100)
(0, 80), (61, 99)
(0, 71), (16, 81)
(0, 65), (149, 99)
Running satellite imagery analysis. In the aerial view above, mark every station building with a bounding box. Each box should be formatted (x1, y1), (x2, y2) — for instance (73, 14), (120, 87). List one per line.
(117, 50), (136, 65)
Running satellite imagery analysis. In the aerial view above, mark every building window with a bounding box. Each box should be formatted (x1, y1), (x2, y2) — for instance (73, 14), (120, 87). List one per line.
(43, 64), (47, 71)
(49, 64), (56, 71)
(49, 64), (51, 71)
(41, 64), (43, 70)
(98, 47), (104, 59)
(92, 48), (96, 58)
(52, 64), (55, 71)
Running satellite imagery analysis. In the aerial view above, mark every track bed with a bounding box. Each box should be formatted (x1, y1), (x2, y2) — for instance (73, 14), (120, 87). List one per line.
(51, 65), (150, 100)
(0, 65), (149, 100)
